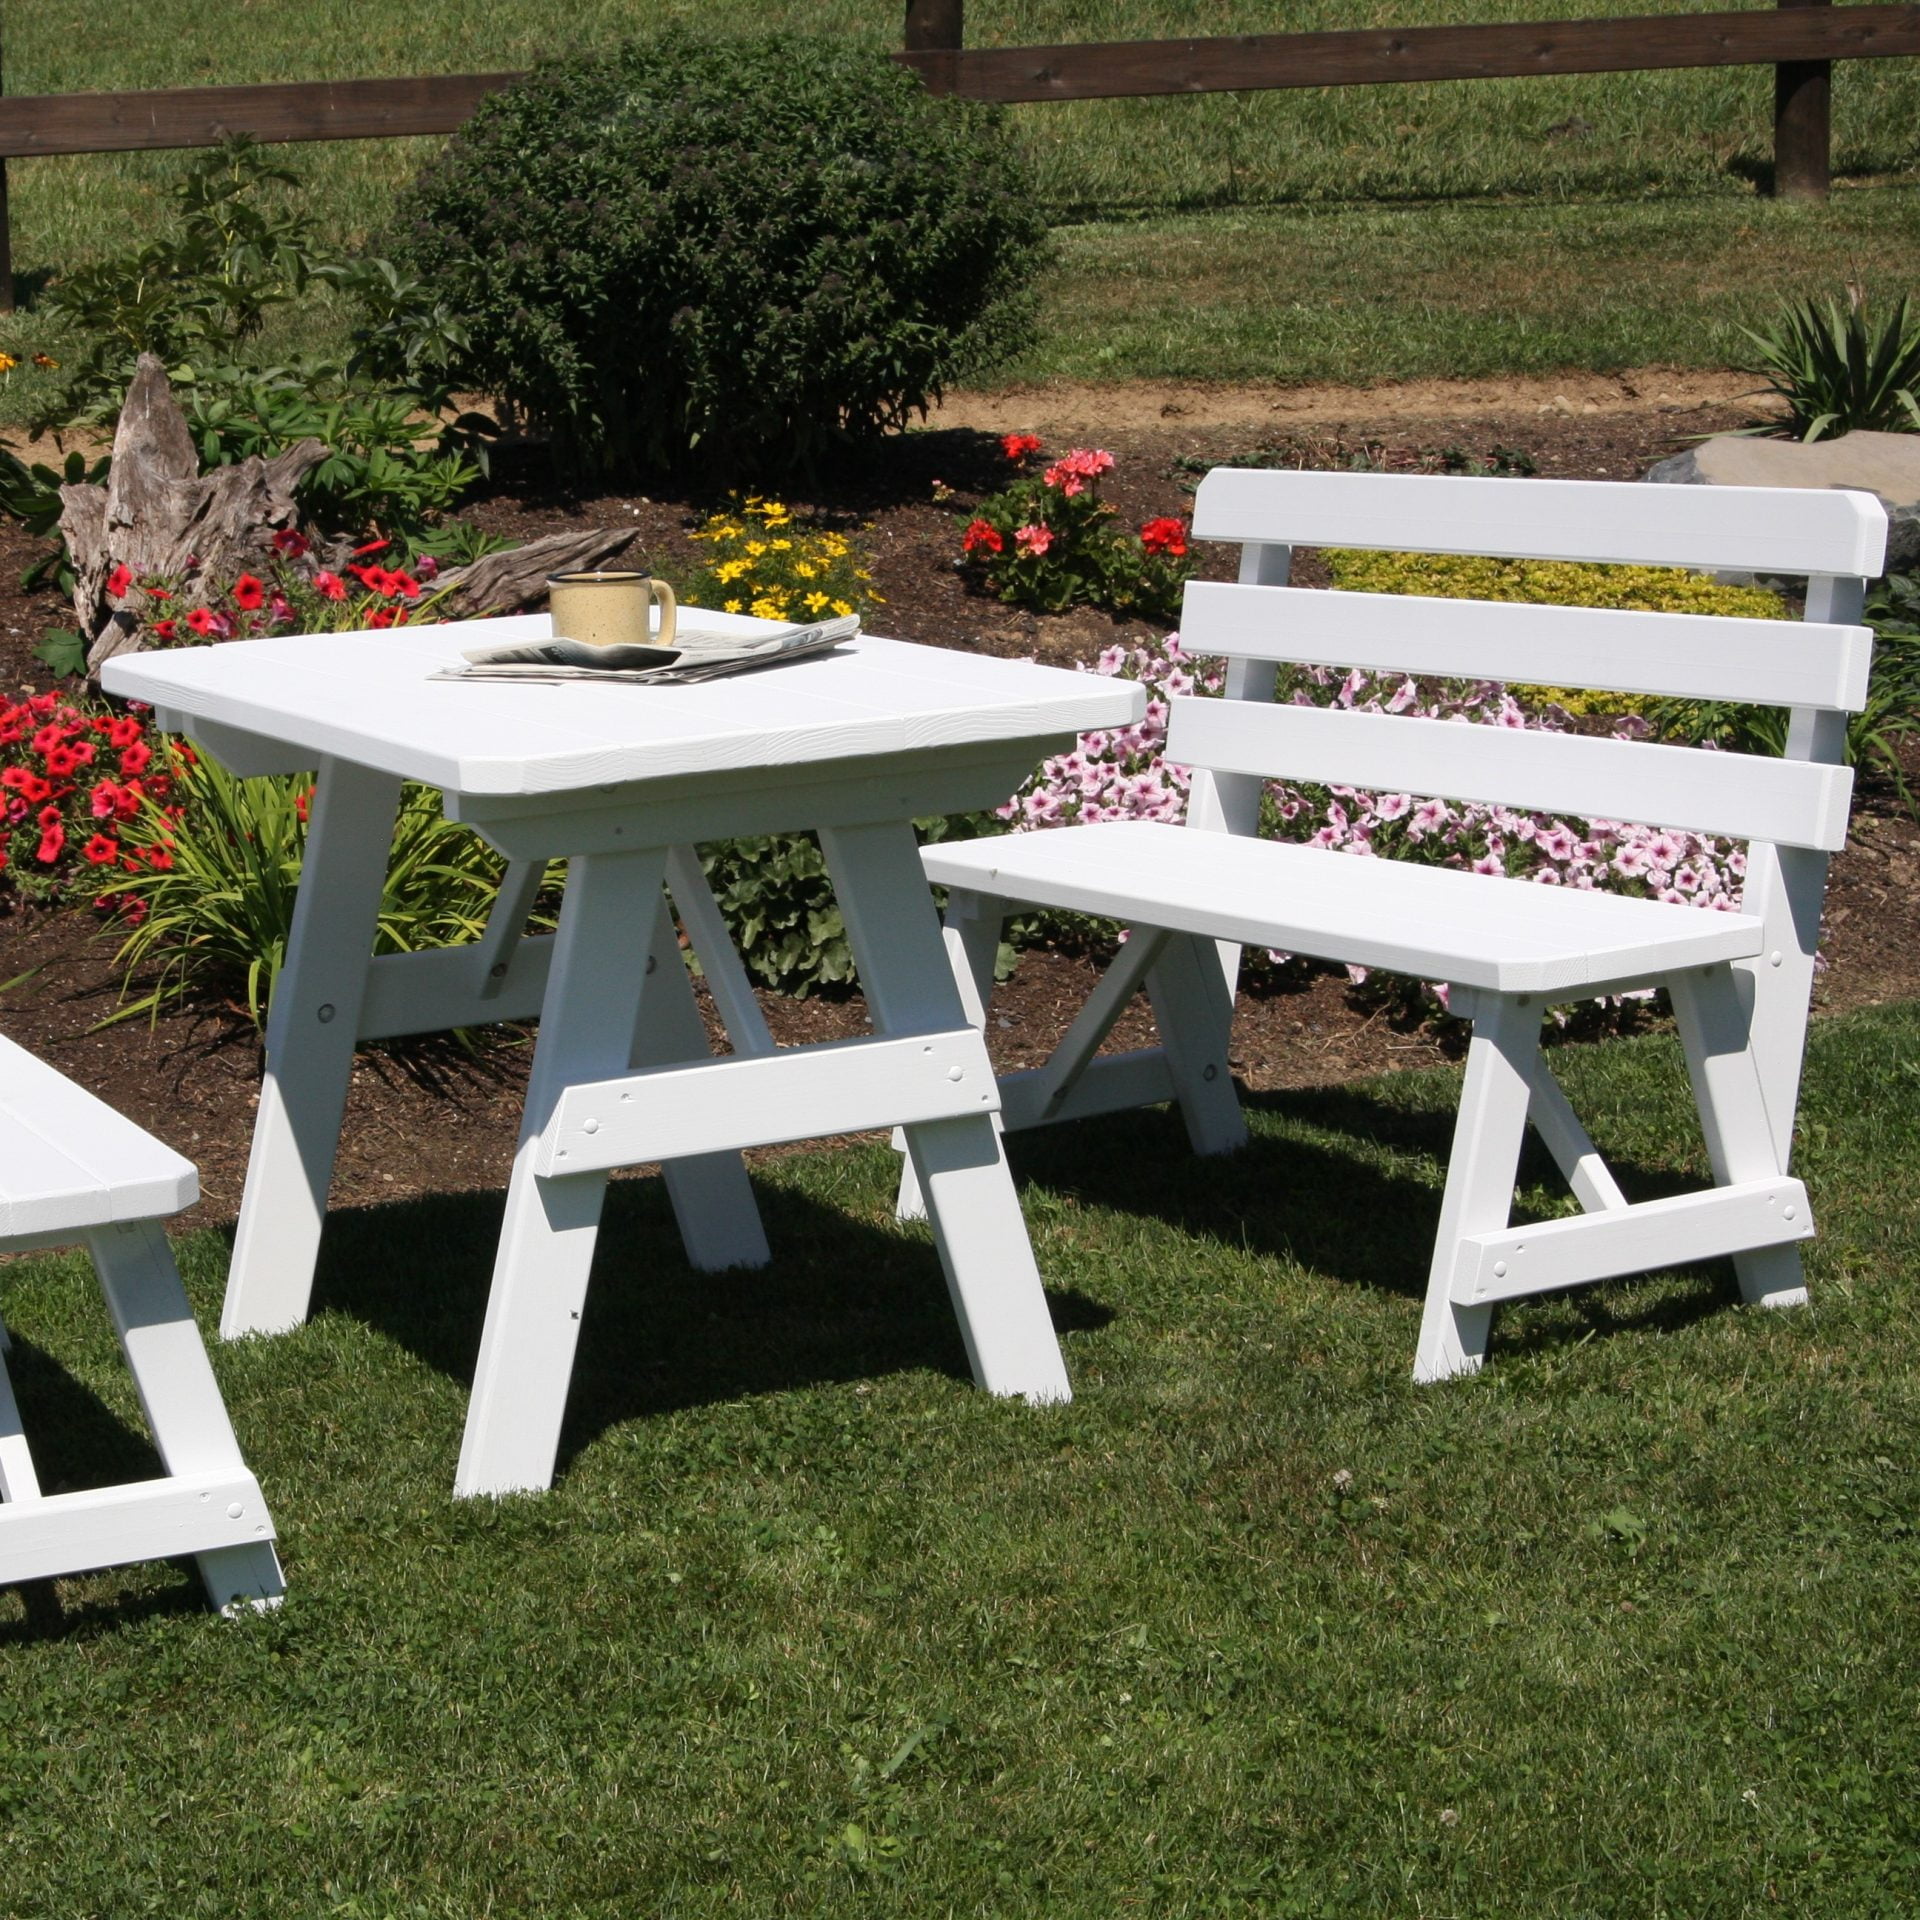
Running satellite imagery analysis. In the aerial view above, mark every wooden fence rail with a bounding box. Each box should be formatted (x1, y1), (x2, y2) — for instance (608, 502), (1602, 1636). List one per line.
(1, 1), (1914, 310)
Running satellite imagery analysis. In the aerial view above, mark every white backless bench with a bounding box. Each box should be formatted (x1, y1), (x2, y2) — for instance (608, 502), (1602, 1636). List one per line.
(913, 468), (1887, 1381)
(0, 1033), (282, 1609)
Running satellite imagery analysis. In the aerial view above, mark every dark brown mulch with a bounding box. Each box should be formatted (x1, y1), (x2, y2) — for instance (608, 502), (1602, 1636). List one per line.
(3, 391), (1917, 1238)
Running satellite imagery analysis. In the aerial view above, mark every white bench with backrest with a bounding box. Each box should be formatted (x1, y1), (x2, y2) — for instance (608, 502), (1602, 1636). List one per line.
(0, 1032), (282, 1609)
(912, 468), (1887, 1381)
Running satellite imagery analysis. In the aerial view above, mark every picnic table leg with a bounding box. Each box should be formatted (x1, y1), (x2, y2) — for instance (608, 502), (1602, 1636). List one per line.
(633, 884), (771, 1275)
(222, 759), (403, 1339)
(90, 1221), (284, 1611)
(456, 847), (668, 1497)
(820, 821), (1071, 1404)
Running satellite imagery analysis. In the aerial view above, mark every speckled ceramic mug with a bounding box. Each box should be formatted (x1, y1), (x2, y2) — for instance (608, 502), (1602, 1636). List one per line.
(545, 569), (678, 650)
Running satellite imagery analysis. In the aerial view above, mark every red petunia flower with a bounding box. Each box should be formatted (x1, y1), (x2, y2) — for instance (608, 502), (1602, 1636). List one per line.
(185, 608), (222, 637)
(314, 570), (348, 602)
(44, 740), (95, 777)
(106, 562), (133, 597)
(151, 618), (178, 642)
(106, 716), (143, 748)
(82, 833), (119, 865)
(119, 741), (153, 777)
(35, 819), (64, 864)
(351, 538), (391, 557)
(272, 528), (311, 558)
(231, 574), (266, 611)
(367, 608), (397, 629)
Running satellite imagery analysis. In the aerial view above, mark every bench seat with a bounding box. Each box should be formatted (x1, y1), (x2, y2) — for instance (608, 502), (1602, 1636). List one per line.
(0, 1032), (282, 1612)
(0, 1039), (197, 1244)
(924, 821), (1763, 997)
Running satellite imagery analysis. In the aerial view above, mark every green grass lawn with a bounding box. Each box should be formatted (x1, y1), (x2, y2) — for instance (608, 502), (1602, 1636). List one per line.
(4, 1), (1917, 394)
(4, 999), (1917, 1914)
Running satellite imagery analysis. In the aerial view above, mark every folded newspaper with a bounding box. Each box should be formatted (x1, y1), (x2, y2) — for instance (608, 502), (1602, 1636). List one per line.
(432, 613), (860, 687)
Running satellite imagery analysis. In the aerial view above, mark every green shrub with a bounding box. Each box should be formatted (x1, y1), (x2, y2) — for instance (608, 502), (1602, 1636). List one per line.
(181, 366), (490, 542)
(34, 138), (324, 429)
(1738, 289), (1920, 442)
(387, 32), (1048, 479)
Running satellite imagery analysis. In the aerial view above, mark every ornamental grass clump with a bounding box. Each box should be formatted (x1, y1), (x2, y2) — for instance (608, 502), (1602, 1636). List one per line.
(103, 752), (551, 1028)
(389, 33), (1048, 479)
(1738, 287), (1920, 442)
(960, 434), (1193, 624)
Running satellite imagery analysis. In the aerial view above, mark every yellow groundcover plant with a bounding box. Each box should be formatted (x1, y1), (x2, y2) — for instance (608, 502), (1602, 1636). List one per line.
(684, 496), (880, 626)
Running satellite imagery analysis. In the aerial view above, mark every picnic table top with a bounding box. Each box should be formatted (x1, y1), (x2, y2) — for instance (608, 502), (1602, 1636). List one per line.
(101, 615), (1145, 799)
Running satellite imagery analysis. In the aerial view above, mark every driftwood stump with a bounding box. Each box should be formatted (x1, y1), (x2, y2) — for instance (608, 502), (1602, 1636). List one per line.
(63, 356), (327, 673)
(432, 528), (640, 616)
(60, 353), (647, 669)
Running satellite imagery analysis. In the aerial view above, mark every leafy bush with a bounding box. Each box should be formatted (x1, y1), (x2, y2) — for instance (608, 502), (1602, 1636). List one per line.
(34, 139), (326, 428)
(960, 436), (1192, 624)
(695, 815), (995, 999)
(387, 32), (1048, 478)
(23, 138), (491, 550)
(105, 750), (554, 1027)
(1738, 289), (1920, 441)
(683, 497), (877, 624)
(180, 368), (489, 542)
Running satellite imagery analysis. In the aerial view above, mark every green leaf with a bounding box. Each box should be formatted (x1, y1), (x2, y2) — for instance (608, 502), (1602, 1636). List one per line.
(33, 628), (89, 678)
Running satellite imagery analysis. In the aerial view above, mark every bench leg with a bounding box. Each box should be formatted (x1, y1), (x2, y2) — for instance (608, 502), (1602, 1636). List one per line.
(1414, 992), (1541, 1384)
(824, 824), (1070, 1404)
(89, 1222), (284, 1611)
(1670, 965), (1808, 1311)
(1145, 931), (1248, 1158)
(222, 758), (403, 1338)
(0, 1340), (41, 1503)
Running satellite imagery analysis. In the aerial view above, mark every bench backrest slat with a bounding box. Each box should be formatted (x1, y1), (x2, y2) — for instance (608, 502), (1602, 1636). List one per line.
(1190, 468), (1889, 578)
(1182, 580), (1874, 713)
(1167, 699), (1855, 852)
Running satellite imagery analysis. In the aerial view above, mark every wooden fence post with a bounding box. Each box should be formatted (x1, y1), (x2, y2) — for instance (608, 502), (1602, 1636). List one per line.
(904, 0), (965, 96)
(1774, 0), (1833, 200)
(0, 16), (13, 315)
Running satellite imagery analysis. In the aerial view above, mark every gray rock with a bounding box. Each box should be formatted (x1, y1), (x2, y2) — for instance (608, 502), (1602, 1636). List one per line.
(1646, 429), (1920, 576)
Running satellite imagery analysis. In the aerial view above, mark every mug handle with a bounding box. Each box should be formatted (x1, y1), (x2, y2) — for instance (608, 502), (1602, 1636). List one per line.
(650, 578), (678, 651)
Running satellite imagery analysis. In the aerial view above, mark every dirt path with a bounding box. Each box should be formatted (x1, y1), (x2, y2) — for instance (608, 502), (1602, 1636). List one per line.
(930, 367), (1760, 437)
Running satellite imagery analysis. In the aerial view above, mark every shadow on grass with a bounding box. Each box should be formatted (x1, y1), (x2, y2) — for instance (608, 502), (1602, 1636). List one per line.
(299, 1175), (1113, 1478)
(1004, 1083), (1741, 1347)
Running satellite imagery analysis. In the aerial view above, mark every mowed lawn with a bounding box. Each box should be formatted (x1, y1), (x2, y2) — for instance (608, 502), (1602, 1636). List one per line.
(5, 0), (1918, 387)
(2, 999), (1916, 1914)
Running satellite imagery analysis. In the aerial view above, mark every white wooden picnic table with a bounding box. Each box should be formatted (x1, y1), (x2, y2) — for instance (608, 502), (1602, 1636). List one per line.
(103, 616), (1143, 1497)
